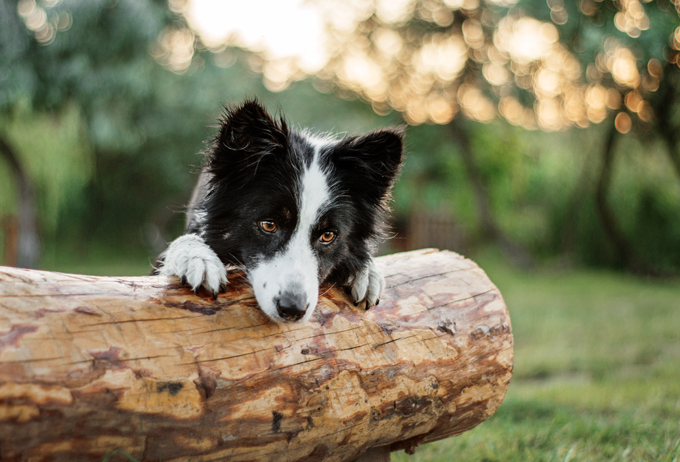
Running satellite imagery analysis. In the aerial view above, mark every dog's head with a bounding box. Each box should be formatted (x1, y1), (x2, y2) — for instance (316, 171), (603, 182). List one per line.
(201, 100), (403, 323)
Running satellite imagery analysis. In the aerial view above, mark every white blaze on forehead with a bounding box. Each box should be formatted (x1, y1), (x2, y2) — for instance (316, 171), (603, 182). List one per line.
(248, 143), (333, 323)
(298, 149), (331, 229)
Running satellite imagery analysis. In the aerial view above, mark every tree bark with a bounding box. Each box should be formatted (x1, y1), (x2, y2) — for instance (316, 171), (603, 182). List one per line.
(448, 119), (533, 269)
(0, 249), (513, 462)
(0, 135), (40, 268)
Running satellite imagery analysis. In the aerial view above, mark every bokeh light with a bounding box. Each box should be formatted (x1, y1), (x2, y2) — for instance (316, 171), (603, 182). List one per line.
(165, 0), (326, 85)
(613, 0), (650, 38)
(615, 112), (632, 133)
(17, 0), (678, 132)
(150, 27), (196, 74)
(304, 0), (677, 131)
(17, 0), (71, 46)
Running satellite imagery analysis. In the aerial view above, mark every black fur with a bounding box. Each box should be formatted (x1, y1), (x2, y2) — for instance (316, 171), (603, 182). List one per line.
(155, 99), (402, 298)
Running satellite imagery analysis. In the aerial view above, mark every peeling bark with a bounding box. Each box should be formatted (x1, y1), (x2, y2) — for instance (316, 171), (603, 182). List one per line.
(0, 249), (513, 462)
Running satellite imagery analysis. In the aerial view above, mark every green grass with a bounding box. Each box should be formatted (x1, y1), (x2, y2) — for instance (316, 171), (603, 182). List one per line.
(36, 249), (680, 461)
(39, 246), (154, 277)
(394, 257), (680, 461)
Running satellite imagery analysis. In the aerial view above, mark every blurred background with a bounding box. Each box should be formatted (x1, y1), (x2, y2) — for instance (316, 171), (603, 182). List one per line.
(1, 0), (679, 459)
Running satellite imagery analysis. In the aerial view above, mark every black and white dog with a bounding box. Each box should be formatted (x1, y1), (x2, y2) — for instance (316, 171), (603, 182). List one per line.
(154, 100), (403, 323)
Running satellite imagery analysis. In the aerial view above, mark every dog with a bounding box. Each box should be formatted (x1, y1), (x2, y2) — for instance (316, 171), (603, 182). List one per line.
(153, 99), (403, 323)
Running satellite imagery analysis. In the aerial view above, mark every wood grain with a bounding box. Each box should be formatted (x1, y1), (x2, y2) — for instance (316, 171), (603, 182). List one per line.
(0, 249), (513, 462)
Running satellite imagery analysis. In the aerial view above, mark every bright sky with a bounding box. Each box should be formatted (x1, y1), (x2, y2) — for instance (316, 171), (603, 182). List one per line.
(184, 0), (327, 72)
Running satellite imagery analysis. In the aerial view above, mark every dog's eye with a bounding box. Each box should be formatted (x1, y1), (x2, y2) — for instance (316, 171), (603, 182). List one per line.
(319, 231), (336, 243)
(259, 221), (277, 233)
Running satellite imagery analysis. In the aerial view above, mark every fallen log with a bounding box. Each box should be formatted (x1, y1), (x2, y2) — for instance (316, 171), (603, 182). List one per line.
(0, 249), (513, 462)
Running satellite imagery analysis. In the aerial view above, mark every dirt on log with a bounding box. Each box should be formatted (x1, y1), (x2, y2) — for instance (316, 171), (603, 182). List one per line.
(0, 249), (513, 462)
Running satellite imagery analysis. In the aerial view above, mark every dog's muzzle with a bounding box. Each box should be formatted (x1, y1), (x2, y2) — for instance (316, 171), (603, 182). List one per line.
(275, 290), (309, 322)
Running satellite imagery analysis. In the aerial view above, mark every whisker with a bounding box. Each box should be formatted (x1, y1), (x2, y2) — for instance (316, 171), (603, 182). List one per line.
(259, 315), (276, 326)
(226, 254), (252, 286)
(319, 283), (336, 298)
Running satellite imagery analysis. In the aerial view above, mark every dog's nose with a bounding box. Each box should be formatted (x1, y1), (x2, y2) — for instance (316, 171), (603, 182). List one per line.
(275, 291), (309, 322)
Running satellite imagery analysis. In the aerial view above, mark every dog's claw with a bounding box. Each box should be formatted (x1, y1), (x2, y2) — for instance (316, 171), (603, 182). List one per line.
(353, 301), (359, 307)
(211, 290), (218, 301)
(219, 282), (227, 293)
(348, 258), (385, 310)
(158, 234), (228, 299)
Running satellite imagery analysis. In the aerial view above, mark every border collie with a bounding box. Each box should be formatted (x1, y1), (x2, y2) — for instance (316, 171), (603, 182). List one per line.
(154, 100), (403, 323)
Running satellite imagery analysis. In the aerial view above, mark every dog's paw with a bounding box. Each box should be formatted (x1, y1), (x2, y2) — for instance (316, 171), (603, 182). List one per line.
(158, 234), (227, 299)
(346, 258), (385, 310)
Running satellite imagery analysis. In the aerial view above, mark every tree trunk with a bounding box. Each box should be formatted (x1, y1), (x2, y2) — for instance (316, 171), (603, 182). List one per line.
(560, 132), (597, 256)
(595, 121), (656, 275)
(448, 119), (533, 269)
(0, 135), (40, 268)
(0, 249), (513, 462)
(653, 63), (680, 181)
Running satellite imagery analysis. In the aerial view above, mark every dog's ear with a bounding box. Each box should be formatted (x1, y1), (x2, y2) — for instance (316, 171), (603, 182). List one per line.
(208, 100), (288, 181)
(332, 127), (404, 204)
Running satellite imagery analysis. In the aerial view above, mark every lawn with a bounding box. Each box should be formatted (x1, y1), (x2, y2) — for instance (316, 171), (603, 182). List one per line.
(38, 249), (680, 461)
(394, 258), (680, 462)
(40, 247), (157, 277)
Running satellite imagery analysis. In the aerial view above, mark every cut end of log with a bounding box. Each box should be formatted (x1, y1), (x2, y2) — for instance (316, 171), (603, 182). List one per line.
(0, 249), (513, 462)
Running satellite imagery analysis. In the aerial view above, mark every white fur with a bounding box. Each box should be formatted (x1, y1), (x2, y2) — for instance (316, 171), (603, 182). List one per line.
(192, 210), (208, 237)
(159, 234), (227, 294)
(249, 146), (332, 323)
(160, 137), (388, 320)
(302, 129), (338, 149)
(347, 257), (384, 307)
(249, 233), (320, 323)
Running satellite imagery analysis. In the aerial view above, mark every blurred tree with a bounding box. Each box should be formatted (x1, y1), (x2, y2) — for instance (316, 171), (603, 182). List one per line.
(1, 0), (177, 265)
(0, 0), (41, 267)
(0, 0), (256, 265)
(527, 0), (680, 274)
(0, 136), (39, 268)
(0, 0), (402, 270)
(3, 0), (679, 274)
(307, 0), (680, 273)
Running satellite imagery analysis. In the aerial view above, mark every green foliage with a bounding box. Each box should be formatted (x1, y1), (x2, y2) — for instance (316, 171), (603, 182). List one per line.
(1, 2), (678, 459)
(390, 118), (680, 270)
(1, 0), (399, 264)
(0, 104), (93, 229)
(2, 0), (680, 272)
(392, 123), (471, 214)
(521, 0), (678, 66)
